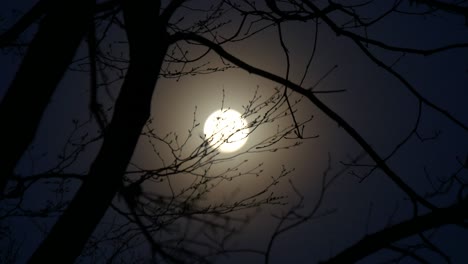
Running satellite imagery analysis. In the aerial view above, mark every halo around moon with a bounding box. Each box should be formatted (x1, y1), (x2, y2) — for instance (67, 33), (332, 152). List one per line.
(204, 109), (249, 153)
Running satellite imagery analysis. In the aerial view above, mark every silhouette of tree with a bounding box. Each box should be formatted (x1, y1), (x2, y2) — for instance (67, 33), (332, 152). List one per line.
(0, 0), (94, 196)
(0, 0), (467, 263)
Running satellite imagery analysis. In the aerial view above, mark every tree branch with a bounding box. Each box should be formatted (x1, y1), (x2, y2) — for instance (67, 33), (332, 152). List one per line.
(321, 201), (468, 264)
(171, 32), (436, 210)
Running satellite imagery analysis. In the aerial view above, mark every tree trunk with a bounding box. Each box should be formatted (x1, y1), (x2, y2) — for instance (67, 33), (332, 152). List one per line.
(0, 0), (93, 194)
(28, 1), (170, 263)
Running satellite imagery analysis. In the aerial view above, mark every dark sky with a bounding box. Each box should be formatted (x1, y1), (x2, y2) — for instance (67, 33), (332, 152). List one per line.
(1, 0), (468, 263)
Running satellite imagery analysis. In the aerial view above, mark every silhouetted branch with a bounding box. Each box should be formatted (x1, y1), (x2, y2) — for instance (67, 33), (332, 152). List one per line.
(171, 32), (435, 210)
(0, 0), (48, 47)
(321, 200), (468, 264)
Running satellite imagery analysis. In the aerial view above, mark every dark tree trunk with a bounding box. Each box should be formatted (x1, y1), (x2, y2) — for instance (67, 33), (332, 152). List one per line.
(28, 1), (170, 263)
(0, 0), (94, 194)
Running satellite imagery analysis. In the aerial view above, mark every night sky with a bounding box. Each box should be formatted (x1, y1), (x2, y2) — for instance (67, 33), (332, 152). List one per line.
(1, 0), (468, 263)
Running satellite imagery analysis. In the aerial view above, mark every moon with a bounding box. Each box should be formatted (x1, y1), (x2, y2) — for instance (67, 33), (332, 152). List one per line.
(204, 109), (249, 153)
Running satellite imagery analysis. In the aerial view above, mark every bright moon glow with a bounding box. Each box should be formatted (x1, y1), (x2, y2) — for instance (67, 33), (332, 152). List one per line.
(204, 109), (249, 153)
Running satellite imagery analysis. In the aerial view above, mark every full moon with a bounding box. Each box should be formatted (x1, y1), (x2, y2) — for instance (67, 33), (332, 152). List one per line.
(204, 109), (249, 153)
